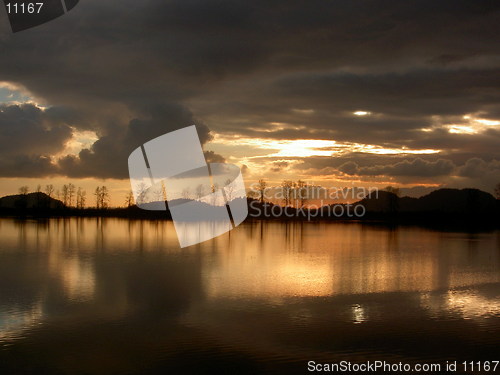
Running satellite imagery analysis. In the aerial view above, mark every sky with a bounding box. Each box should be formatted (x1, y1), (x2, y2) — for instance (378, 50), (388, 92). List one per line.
(0, 0), (499, 206)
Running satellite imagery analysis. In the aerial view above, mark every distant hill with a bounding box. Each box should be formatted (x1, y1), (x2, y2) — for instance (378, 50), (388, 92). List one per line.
(360, 188), (499, 215)
(0, 192), (64, 209)
(0, 188), (498, 226)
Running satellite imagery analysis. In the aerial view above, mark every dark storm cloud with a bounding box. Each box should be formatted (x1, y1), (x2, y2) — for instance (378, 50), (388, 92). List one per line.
(204, 150), (226, 164)
(58, 104), (213, 179)
(0, 104), (71, 156)
(457, 157), (500, 178)
(0, 0), (498, 180)
(0, 104), (72, 176)
(293, 153), (499, 192)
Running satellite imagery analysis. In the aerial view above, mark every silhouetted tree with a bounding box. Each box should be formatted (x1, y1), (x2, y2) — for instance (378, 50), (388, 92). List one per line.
(62, 185), (69, 206)
(181, 187), (191, 200)
(225, 179), (235, 202)
(281, 180), (294, 207)
(125, 190), (134, 207)
(257, 179), (267, 203)
(45, 184), (54, 198)
(135, 183), (148, 205)
(68, 183), (76, 207)
(161, 181), (167, 201)
(101, 186), (109, 208)
(210, 184), (219, 205)
(153, 185), (164, 202)
(195, 184), (205, 199)
(16, 186), (29, 210)
(294, 180), (309, 208)
(76, 187), (86, 209)
(94, 187), (101, 208)
(495, 183), (500, 199)
(94, 186), (110, 209)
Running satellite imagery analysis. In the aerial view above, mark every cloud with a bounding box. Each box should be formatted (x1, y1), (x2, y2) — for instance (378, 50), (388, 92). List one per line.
(269, 161), (290, 173)
(57, 103), (211, 179)
(0, 104), (72, 156)
(204, 150), (226, 164)
(457, 157), (500, 178)
(0, 104), (73, 176)
(338, 158), (457, 177)
(0, 0), (498, 184)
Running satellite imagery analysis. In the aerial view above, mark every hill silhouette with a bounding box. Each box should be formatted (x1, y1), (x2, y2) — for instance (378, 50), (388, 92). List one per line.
(360, 188), (498, 214)
(0, 192), (64, 210)
(0, 188), (498, 228)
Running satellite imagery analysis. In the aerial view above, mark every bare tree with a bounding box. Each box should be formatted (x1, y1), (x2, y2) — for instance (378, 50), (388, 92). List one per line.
(45, 184), (54, 198)
(295, 180), (309, 208)
(153, 185), (164, 202)
(68, 183), (76, 207)
(94, 187), (101, 208)
(76, 187), (86, 209)
(149, 182), (167, 203)
(195, 184), (205, 199)
(16, 186), (29, 209)
(62, 184), (69, 206)
(257, 179), (267, 203)
(94, 186), (110, 209)
(281, 180), (294, 207)
(495, 183), (500, 199)
(225, 179), (234, 202)
(36, 184), (41, 193)
(210, 183), (219, 206)
(181, 187), (191, 200)
(161, 181), (167, 201)
(125, 190), (135, 207)
(135, 183), (148, 205)
(100, 186), (110, 208)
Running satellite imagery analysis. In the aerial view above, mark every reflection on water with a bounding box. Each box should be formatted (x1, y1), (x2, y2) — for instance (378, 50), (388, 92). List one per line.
(0, 218), (499, 374)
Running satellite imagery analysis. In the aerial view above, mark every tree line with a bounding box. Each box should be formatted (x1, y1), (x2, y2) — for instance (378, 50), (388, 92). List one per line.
(250, 179), (500, 207)
(15, 181), (500, 210)
(17, 184), (110, 209)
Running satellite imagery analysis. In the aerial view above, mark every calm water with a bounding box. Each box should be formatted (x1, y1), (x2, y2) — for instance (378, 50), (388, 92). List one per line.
(0, 218), (499, 374)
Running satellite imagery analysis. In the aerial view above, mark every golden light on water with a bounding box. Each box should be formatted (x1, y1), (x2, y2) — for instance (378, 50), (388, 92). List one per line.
(0, 218), (499, 342)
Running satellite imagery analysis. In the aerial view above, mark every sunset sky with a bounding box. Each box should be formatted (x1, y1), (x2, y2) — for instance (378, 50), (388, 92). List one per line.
(0, 0), (499, 206)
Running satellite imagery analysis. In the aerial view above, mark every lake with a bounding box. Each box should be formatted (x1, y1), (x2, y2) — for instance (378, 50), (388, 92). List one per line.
(0, 218), (499, 374)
